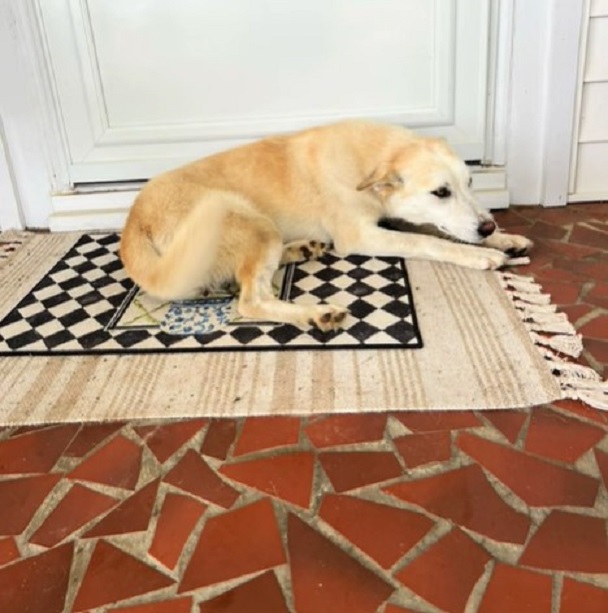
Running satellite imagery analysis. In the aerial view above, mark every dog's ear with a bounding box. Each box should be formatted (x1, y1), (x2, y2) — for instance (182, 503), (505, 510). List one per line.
(357, 164), (403, 192)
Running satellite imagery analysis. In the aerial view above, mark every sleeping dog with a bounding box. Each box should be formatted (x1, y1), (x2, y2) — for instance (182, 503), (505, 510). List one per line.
(120, 121), (532, 331)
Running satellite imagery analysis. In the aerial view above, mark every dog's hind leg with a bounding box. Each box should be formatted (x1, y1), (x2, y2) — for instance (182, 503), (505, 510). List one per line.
(235, 229), (347, 331)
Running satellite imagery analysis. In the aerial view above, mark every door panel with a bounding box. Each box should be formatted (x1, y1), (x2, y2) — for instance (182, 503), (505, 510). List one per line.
(38, 0), (490, 184)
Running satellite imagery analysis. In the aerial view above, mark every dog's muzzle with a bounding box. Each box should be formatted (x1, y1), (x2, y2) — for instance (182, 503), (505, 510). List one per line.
(477, 220), (497, 238)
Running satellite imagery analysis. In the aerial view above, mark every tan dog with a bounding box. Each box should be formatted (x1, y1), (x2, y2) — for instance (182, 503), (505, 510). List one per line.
(120, 121), (531, 331)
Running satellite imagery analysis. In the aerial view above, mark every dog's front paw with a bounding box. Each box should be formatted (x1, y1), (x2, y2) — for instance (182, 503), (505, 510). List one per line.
(308, 305), (348, 332)
(484, 232), (534, 257)
(463, 247), (509, 271)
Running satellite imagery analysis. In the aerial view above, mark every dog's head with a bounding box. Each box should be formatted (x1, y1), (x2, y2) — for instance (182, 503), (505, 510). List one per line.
(357, 138), (496, 244)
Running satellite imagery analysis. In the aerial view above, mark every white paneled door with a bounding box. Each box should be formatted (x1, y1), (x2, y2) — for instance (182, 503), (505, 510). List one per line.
(38, 0), (491, 186)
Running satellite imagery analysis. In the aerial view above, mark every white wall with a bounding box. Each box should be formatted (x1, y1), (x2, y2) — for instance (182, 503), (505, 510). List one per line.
(569, 0), (608, 202)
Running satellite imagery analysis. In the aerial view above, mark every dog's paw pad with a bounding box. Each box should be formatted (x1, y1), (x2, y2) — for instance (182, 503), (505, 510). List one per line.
(282, 240), (330, 265)
(309, 306), (348, 331)
(504, 239), (533, 258)
(300, 240), (329, 260)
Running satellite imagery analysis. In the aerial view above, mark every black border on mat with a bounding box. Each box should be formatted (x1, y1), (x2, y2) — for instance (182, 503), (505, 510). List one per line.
(0, 242), (424, 357)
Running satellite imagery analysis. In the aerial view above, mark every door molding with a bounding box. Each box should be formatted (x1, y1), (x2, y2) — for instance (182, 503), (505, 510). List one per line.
(0, 117), (24, 230)
(506, 0), (586, 206)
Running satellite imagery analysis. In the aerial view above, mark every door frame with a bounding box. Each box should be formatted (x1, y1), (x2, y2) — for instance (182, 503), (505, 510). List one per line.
(0, 0), (587, 230)
(506, 0), (587, 206)
(0, 117), (24, 230)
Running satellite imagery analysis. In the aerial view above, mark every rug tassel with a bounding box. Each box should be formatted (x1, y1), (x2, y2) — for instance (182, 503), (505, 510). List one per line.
(524, 319), (577, 336)
(515, 301), (557, 315)
(529, 331), (583, 358)
(509, 291), (552, 306)
(568, 390), (608, 411)
(498, 268), (608, 411)
(499, 277), (544, 294)
(501, 271), (536, 284)
(522, 311), (577, 335)
(542, 349), (608, 410)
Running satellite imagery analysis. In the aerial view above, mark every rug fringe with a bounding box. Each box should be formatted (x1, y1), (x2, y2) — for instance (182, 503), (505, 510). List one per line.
(0, 231), (32, 268)
(499, 269), (608, 411)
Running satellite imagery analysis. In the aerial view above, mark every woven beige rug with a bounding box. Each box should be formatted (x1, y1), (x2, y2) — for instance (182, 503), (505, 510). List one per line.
(0, 231), (605, 425)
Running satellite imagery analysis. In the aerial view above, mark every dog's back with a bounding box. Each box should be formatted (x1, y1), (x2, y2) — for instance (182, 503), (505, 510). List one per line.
(120, 121), (412, 296)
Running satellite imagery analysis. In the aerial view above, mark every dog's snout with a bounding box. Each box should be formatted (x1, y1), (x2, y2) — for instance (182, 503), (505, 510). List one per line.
(477, 220), (496, 238)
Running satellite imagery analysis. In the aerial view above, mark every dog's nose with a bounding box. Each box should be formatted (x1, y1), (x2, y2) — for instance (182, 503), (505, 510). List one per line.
(477, 220), (496, 238)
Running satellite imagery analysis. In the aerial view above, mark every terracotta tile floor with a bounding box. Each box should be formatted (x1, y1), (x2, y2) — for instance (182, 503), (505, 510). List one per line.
(1, 203), (608, 612)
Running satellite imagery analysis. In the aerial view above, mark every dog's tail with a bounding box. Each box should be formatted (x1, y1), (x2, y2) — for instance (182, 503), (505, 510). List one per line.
(120, 195), (226, 301)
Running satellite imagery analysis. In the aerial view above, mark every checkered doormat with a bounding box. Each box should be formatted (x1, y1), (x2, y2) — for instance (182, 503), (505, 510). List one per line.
(0, 234), (422, 355)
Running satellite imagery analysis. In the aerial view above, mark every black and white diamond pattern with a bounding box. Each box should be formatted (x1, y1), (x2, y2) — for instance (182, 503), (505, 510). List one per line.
(0, 234), (422, 355)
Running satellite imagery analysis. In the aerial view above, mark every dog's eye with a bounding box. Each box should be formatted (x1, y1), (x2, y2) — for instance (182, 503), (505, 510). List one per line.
(430, 186), (452, 199)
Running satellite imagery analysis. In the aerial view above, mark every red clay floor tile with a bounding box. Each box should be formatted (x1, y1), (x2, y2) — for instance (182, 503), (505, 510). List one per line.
(594, 449), (608, 489)
(393, 431), (452, 468)
(136, 419), (207, 463)
(561, 578), (608, 613)
(456, 432), (599, 507)
(528, 220), (569, 241)
(73, 540), (174, 612)
(2, 203), (608, 613)
(553, 258), (608, 281)
(110, 597), (193, 612)
(200, 419), (238, 460)
(569, 223), (608, 250)
(68, 434), (143, 490)
(149, 493), (207, 570)
(519, 511), (608, 572)
(305, 413), (387, 448)
(533, 266), (583, 285)
(524, 407), (606, 463)
(393, 410), (482, 432)
(552, 398), (608, 428)
(483, 410), (527, 443)
(533, 280), (582, 305)
(537, 238), (602, 260)
(0, 424), (78, 475)
(385, 464), (531, 543)
(31, 483), (118, 547)
(586, 283), (608, 310)
(0, 474), (60, 535)
(478, 564), (553, 612)
(319, 451), (402, 492)
(559, 303), (596, 326)
(584, 338), (608, 371)
(319, 494), (435, 568)
(395, 528), (490, 613)
(288, 514), (394, 613)
(220, 451), (315, 508)
(64, 422), (125, 457)
(233, 416), (301, 456)
(83, 479), (160, 538)
(579, 314), (608, 341)
(0, 542), (74, 613)
(0, 536), (20, 566)
(163, 449), (240, 508)
(198, 571), (289, 613)
(179, 498), (285, 592)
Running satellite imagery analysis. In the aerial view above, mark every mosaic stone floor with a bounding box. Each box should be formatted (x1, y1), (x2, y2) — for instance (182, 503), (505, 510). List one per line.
(1, 203), (608, 612)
